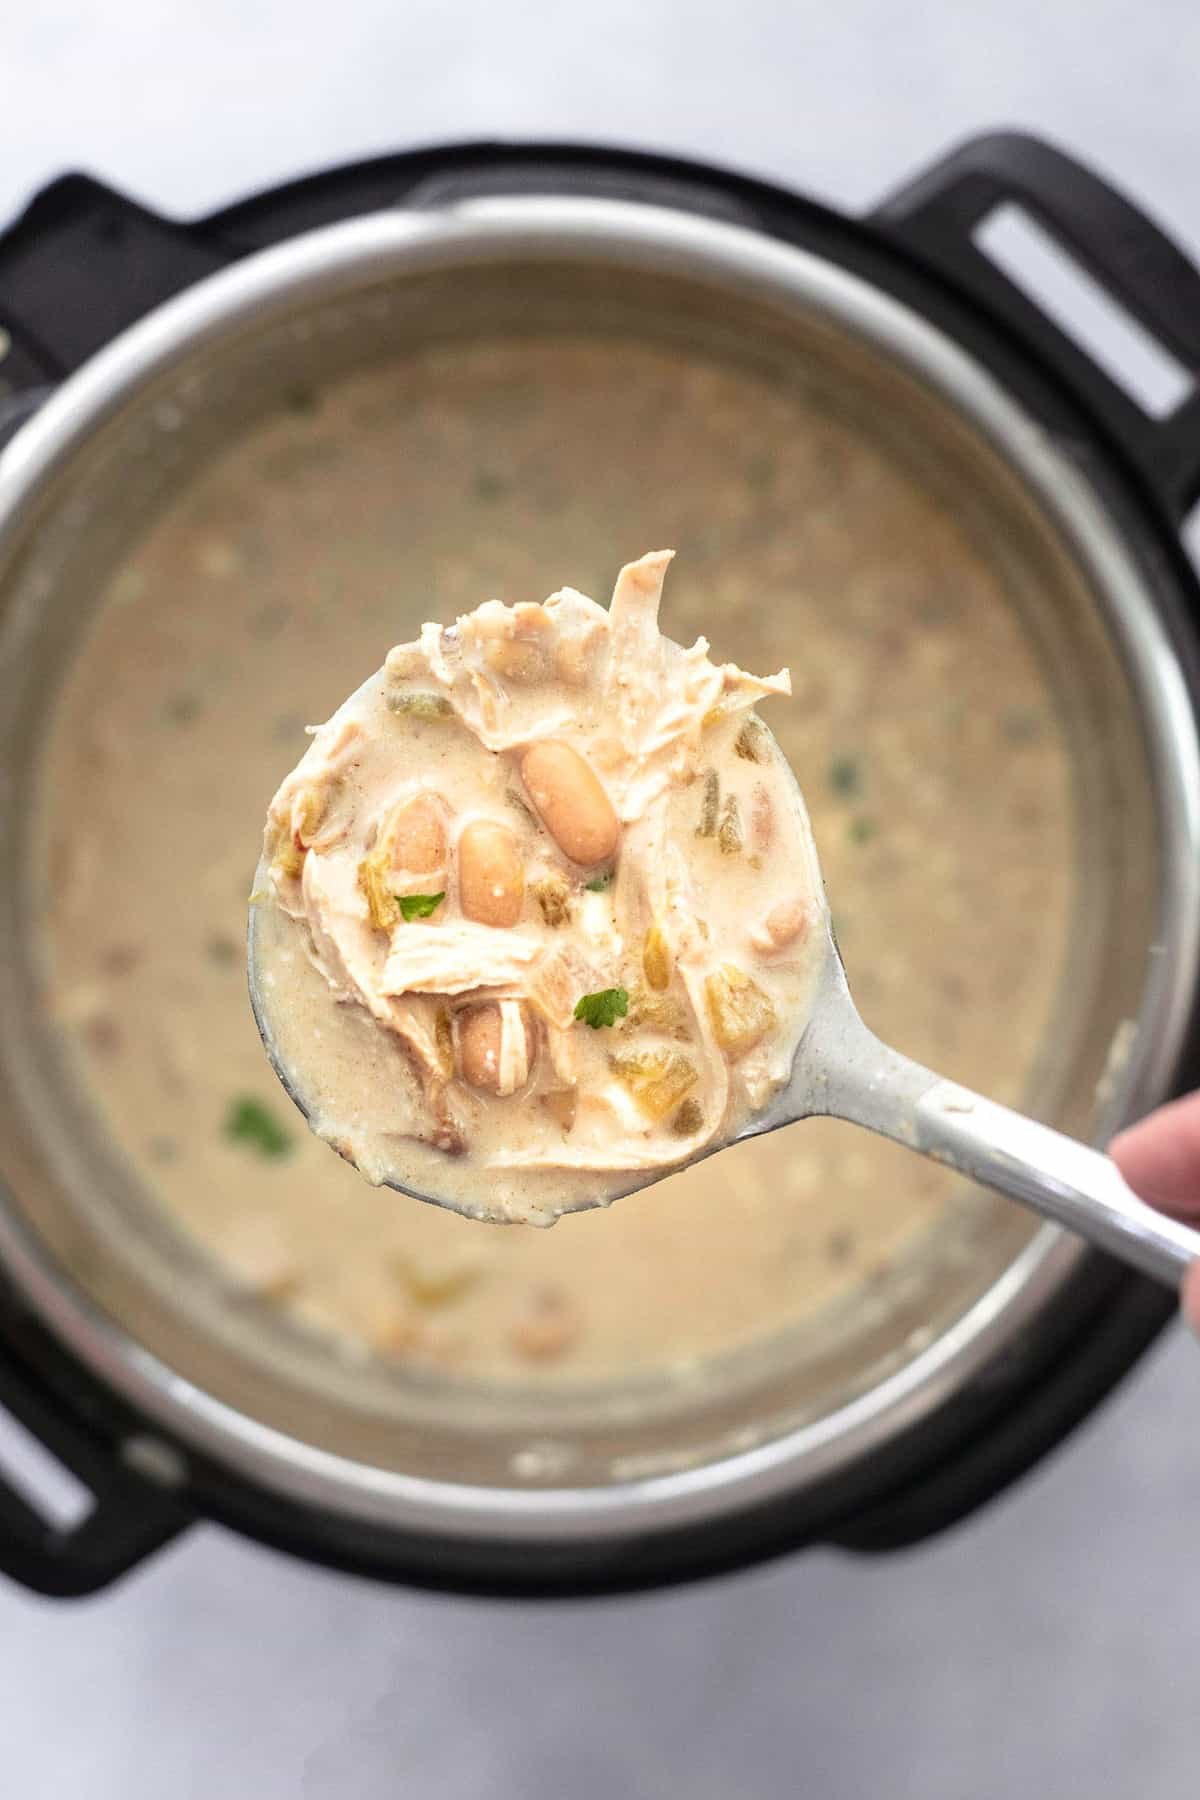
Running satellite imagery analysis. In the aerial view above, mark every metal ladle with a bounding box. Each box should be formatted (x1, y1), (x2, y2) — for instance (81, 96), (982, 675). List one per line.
(249, 881), (1200, 1286)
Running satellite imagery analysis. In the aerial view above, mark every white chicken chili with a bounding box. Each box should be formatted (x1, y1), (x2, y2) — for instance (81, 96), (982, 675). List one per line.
(254, 552), (826, 1222)
(37, 338), (1072, 1381)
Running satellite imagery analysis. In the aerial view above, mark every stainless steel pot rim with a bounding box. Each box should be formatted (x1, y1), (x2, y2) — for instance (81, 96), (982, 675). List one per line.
(0, 194), (1195, 1543)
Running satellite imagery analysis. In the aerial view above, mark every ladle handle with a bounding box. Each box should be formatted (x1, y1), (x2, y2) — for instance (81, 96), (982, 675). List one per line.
(823, 1033), (1200, 1288)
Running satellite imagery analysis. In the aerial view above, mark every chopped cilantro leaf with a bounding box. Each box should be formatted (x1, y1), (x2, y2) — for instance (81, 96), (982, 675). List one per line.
(225, 1097), (293, 1159)
(473, 469), (507, 502)
(574, 987), (629, 1029)
(829, 754), (861, 798)
(584, 871), (613, 892)
(397, 892), (445, 921)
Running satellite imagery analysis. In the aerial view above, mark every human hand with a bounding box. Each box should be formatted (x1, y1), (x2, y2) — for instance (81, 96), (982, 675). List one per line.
(1110, 1095), (1200, 1334)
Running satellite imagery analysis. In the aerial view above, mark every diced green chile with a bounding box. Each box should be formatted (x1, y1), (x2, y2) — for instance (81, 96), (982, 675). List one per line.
(697, 769), (720, 837)
(718, 795), (744, 855)
(387, 691), (454, 720)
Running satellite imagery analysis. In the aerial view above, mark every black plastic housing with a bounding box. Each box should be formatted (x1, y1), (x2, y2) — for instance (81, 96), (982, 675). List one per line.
(0, 134), (1196, 1595)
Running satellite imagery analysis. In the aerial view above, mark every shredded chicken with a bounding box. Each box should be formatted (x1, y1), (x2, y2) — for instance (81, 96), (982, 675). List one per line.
(381, 923), (542, 997)
(256, 551), (824, 1218)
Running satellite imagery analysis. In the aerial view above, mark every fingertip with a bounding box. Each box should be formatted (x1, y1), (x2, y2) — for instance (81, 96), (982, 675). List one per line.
(1110, 1093), (1200, 1218)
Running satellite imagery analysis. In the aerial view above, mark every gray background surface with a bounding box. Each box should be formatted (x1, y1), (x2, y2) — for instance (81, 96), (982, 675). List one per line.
(2, 5), (1198, 1795)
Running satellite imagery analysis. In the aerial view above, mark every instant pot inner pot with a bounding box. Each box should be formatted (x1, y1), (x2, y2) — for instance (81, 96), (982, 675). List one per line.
(0, 251), (1158, 1492)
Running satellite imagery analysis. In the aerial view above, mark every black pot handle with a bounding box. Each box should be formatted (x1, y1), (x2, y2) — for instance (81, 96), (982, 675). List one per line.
(0, 173), (229, 388)
(0, 1334), (186, 1596)
(873, 130), (1200, 524)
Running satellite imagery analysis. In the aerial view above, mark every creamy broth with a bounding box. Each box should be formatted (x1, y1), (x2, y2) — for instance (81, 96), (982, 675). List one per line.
(37, 339), (1073, 1382)
(254, 551), (825, 1220)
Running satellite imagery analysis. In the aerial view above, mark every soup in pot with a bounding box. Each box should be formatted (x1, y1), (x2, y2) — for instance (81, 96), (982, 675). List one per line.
(36, 337), (1073, 1383)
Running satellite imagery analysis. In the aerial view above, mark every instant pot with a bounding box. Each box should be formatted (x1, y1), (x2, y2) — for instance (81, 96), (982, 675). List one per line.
(0, 132), (1198, 1598)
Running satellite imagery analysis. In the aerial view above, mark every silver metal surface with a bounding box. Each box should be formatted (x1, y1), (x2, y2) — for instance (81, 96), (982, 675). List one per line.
(746, 943), (1200, 1289)
(0, 194), (1196, 1544)
(248, 731), (1200, 1286)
